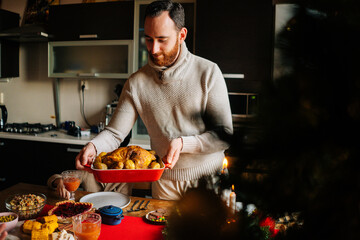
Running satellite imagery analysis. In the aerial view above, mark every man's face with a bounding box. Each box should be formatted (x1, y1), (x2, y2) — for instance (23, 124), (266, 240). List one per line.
(144, 11), (186, 67)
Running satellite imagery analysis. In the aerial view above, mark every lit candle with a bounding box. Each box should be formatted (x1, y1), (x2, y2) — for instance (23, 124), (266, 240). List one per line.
(229, 185), (236, 214)
(221, 157), (229, 175)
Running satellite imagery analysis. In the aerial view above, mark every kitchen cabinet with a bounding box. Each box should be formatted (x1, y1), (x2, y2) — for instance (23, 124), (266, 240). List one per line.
(0, 138), (81, 190)
(48, 1), (134, 41)
(48, 40), (133, 79)
(195, 0), (274, 92)
(0, 9), (19, 79)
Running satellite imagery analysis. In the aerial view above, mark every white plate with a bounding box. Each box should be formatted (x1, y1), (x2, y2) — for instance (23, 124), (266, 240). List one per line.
(79, 192), (131, 209)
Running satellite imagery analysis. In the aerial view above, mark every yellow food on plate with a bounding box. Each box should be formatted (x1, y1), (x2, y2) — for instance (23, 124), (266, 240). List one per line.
(23, 214), (59, 238)
(31, 228), (49, 240)
(42, 221), (58, 234)
(41, 214), (58, 223)
(23, 220), (41, 234)
(94, 145), (160, 170)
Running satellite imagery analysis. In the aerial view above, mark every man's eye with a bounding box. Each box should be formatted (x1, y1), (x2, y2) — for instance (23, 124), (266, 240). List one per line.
(159, 39), (167, 43)
(145, 38), (153, 42)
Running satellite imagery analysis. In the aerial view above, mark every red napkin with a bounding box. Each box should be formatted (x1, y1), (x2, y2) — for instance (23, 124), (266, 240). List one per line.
(99, 216), (165, 240)
(39, 204), (55, 217)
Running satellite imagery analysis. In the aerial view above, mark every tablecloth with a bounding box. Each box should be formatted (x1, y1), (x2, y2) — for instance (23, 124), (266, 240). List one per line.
(40, 204), (165, 240)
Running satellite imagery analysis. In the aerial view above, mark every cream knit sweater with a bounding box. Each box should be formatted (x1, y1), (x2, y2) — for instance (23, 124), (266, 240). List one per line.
(91, 42), (233, 181)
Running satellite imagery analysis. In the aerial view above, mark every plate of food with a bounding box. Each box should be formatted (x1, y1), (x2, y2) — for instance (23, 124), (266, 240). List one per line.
(87, 146), (165, 183)
(79, 192), (131, 209)
(144, 209), (168, 225)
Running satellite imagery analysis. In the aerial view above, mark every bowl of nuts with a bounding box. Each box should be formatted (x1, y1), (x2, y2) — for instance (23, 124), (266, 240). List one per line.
(5, 193), (46, 220)
(0, 212), (18, 232)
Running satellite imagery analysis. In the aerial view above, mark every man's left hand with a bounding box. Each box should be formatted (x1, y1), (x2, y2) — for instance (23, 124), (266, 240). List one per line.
(163, 138), (183, 169)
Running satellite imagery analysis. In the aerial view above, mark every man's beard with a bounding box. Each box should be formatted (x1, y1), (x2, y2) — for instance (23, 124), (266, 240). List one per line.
(149, 39), (180, 67)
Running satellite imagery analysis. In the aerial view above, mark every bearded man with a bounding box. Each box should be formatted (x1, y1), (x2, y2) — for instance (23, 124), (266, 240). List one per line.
(75, 0), (233, 200)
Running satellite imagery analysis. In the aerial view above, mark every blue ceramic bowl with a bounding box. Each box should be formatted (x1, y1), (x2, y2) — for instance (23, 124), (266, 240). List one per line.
(99, 205), (124, 225)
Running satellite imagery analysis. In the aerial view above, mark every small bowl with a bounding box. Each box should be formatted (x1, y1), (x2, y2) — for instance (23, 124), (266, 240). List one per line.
(0, 212), (19, 232)
(5, 193), (46, 220)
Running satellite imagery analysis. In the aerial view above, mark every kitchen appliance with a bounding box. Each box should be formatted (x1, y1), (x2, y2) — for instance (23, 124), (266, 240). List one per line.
(0, 105), (7, 131)
(3, 123), (56, 134)
(105, 103), (117, 126)
(104, 102), (131, 147)
(228, 92), (258, 126)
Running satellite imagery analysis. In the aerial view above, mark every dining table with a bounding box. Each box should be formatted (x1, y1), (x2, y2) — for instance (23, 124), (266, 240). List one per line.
(0, 182), (176, 240)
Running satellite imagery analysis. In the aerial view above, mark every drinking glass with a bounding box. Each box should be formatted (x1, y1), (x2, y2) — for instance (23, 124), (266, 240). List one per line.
(73, 213), (102, 240)
(61, 170), (81, 201)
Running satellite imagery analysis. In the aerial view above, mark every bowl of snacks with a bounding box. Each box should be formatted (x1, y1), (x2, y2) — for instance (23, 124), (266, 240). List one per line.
(5, 193), (46, 220)
(0, 212), (18, 232)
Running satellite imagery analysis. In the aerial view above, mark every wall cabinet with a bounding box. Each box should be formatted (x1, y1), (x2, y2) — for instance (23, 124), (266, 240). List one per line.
(49, 1), (134, 41)
(48, 40), (133, 79)
(0, 138), (81, 190)
(0, 9), (19, 79)
(195, 0), (274, 92)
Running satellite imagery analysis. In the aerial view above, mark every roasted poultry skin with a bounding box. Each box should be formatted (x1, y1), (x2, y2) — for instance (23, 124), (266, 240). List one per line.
(93, 145), (160, 170)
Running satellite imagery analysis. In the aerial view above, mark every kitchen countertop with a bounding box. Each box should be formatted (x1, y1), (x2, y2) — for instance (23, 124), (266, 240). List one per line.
(0, 130), (152, 149)
(0, 130), (95, 145)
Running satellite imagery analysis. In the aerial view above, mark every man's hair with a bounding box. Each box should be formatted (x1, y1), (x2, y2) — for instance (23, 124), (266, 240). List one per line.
(145, 0), (185, 31)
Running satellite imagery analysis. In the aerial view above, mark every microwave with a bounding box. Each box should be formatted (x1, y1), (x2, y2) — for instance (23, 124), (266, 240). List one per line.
(228, 92), (258, 123)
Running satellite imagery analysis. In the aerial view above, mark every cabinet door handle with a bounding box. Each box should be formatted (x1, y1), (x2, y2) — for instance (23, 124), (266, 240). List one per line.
(67, 148), (82, 153)
(79, 34), (98, 39)
(77, 73), (99, 77)
(223, 74), (245, 79)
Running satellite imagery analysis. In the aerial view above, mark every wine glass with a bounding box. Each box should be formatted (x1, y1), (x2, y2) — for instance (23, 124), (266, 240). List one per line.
(61, 170), (82, 201)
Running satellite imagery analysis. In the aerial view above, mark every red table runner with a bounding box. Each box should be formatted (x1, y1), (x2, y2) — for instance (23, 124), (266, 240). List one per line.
(99, 216), (165, 240)
(40, 204), (165, 240)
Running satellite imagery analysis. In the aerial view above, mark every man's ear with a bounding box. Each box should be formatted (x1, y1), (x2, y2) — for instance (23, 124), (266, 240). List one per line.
(179, 27), (187, 44)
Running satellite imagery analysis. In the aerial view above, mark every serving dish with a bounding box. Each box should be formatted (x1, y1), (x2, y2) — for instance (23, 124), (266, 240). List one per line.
(99, 205), (124, 225)
(0, 212), (18, 232)
(79, 192), (131, 209)
(88, 160), (165, 183)
(5, 193), (46, 220)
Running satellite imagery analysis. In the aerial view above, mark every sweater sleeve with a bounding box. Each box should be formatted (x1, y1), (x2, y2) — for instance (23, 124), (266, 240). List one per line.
(181, 64), (233, 153)
(91, 80), (138, 154)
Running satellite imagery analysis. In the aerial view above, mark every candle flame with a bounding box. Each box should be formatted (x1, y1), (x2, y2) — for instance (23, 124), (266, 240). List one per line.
(232, 184), (235, 191)
(222, 157), (228, 169)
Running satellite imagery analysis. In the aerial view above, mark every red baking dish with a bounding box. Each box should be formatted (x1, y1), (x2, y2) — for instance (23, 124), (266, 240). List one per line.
(88, 160), (165, 183)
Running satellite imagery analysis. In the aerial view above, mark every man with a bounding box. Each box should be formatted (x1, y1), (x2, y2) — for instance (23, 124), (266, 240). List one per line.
(75, 0), (233, 200)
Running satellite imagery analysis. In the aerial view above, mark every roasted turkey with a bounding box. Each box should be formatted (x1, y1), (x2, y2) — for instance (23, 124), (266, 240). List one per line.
(93, 145), (159, 170)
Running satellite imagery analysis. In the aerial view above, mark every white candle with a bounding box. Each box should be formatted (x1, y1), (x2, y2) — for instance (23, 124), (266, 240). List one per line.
(229, 185), (236, 214)
(222, 189), (231, 206)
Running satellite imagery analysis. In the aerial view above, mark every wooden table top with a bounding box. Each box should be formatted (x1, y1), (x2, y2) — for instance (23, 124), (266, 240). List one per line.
(0, 183), (175, 218)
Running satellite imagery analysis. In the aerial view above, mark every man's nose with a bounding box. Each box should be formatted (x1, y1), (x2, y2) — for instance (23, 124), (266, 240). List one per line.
(150, 41), (160, 54)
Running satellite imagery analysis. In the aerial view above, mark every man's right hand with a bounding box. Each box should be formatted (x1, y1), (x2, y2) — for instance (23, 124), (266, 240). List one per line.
(75, 142), (97, 172)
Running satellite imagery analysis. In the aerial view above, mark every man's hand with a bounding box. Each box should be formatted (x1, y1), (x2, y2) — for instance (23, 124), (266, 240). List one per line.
(162, 138), (183, 169)
(75, 143), (97, 172)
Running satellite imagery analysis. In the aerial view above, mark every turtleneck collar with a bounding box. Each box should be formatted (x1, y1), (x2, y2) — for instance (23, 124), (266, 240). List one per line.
(147, 42), (190, 84)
